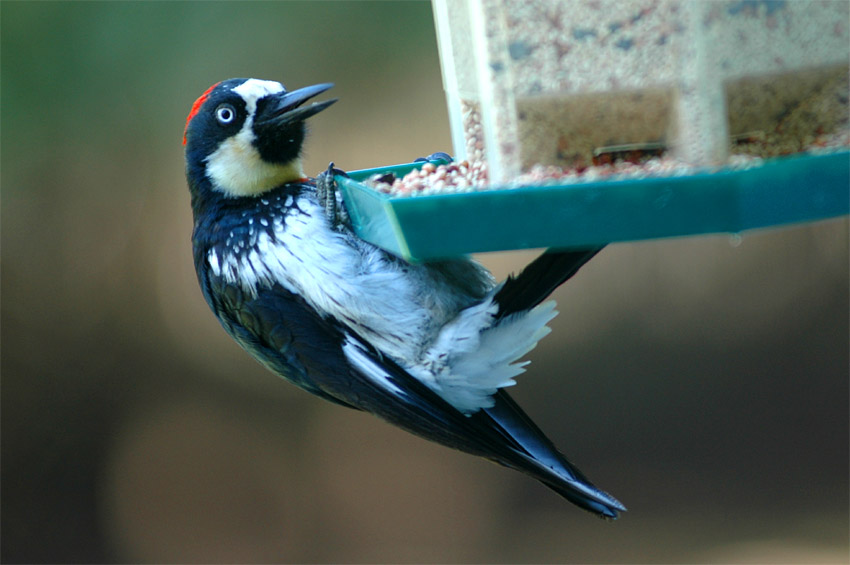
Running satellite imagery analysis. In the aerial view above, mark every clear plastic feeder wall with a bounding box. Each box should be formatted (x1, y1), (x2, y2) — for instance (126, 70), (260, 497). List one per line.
(432, 0), (850, 185)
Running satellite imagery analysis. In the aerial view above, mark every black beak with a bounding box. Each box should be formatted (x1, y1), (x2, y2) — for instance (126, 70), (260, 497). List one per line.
(255, 83), (337, 128)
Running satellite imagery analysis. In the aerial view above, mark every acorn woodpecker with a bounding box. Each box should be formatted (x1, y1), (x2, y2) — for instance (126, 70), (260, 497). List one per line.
(183, 78), (625, 518)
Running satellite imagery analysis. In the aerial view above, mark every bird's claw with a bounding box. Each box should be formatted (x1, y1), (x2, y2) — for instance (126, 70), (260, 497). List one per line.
(316, 162), (350, 230)
(414, 152), (453, 164)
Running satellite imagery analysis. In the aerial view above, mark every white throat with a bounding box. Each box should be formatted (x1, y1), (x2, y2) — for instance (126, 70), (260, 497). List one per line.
(206, 79), (304, 197)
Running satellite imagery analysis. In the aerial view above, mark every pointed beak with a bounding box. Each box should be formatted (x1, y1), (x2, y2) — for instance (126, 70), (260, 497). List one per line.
(255, 83), (337, 128)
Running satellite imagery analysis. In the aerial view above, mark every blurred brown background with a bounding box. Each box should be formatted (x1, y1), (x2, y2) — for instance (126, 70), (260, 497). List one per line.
(2, 2), (847, 563)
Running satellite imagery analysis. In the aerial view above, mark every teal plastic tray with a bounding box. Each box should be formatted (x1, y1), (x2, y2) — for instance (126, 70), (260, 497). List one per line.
(337, 151), (849, 262)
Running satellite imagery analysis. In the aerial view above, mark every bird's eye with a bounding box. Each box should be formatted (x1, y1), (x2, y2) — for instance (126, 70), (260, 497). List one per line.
(215, 104), (236, 124)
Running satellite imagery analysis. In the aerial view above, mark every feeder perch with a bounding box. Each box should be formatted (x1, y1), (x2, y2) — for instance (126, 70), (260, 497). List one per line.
(337, 0), (850, 262)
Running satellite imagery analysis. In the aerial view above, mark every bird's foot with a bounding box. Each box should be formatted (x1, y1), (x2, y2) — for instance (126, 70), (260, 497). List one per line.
(414, 152), (453, 164)
(316, 162), (350, 230)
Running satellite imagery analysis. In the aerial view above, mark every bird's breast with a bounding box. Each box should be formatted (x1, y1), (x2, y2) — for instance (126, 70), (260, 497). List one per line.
(200, 190), (436, 363)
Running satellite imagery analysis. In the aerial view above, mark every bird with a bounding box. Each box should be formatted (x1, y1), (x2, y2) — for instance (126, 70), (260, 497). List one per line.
(183, 77), (625, 518)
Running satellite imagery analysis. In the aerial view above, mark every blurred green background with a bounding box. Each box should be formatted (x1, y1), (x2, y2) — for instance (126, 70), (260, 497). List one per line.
(2, 1), (848, 563)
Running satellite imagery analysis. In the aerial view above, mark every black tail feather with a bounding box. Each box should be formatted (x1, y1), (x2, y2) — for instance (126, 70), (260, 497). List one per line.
(494, 247), (605, 320)
(482, 390), (626, 519)
(489, 246), (623, 517)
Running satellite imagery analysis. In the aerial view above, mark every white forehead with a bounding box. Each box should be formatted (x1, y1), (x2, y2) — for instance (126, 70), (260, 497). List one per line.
(232, 79), (285, 112)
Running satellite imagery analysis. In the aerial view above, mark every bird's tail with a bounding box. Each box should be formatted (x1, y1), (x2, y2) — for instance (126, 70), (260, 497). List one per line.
(485, 247), (624, 517)
(494, 247), (605, 320)
(482, 390), (626, 518)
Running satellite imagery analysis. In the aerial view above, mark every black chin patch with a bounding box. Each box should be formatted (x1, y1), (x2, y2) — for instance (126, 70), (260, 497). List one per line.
(252, 99), (307, 165)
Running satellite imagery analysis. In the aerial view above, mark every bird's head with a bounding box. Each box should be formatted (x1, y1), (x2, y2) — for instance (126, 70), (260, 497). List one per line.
(184, 78), (336, 198)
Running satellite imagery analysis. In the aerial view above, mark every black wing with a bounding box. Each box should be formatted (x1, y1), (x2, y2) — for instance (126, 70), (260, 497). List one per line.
(495, 247), (605, 319)
(336, 331), (626, 518)
(202, 269), (360, 409)
(203, 271), (624, 518)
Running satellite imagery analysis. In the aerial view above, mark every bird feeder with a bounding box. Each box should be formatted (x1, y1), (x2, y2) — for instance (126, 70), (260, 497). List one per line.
(337, 0), (849, 262)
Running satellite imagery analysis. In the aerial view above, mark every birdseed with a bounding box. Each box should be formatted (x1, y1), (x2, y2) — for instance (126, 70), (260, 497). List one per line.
(434, 0), (850, 184)
(365, 128), (848, 197)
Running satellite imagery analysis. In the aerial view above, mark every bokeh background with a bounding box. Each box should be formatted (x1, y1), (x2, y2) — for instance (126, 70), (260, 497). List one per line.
(2, 2), (848, 563)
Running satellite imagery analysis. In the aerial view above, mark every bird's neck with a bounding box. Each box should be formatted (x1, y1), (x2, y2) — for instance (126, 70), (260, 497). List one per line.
(190, 175), (311, 226)
(206, 154), (306, 198)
